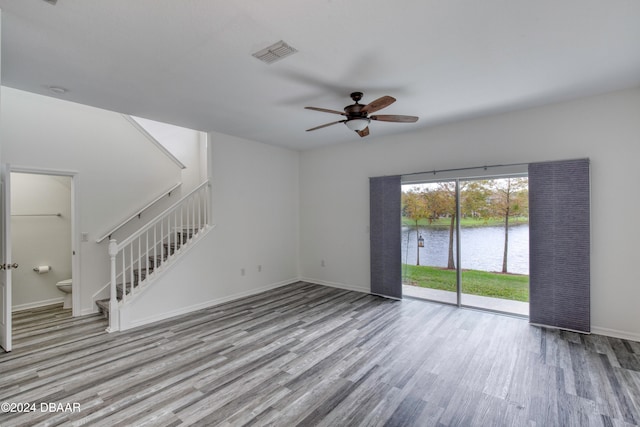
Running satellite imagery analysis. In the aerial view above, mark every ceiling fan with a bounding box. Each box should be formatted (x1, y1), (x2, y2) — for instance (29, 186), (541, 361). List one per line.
(305, 92), (418, 137)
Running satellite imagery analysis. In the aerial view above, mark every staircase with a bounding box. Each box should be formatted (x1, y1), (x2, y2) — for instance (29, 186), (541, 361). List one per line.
(96, 181), (210, 331)
(95, 230), (193, 317)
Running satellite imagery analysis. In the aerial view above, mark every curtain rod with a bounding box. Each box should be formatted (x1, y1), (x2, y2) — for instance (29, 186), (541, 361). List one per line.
(402, 162), (530, 177)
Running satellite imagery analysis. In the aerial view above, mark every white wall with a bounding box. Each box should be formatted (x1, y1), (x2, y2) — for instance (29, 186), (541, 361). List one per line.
(11, 173), (71, 309)
(120, 131), (300, 329)
(131, 116), (207, 191)
(1, 87), (183, 315)
(4, 82), (638, 341)
(299, 87), (640, 340)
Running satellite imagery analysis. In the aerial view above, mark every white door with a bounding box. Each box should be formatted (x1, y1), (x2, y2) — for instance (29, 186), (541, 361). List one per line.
(1, 165), (13, 352)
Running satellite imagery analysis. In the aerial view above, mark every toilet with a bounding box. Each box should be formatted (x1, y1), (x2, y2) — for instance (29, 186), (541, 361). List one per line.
(56, 279), (72, 309)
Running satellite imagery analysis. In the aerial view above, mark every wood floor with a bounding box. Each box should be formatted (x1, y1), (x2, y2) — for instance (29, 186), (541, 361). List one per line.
(1, 282), (639, 426)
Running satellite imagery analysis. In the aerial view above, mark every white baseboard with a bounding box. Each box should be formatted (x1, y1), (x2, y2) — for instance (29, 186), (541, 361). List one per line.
(591, 326), (640, 342)
(13, 297), (65, 312)
(119, 277), (301, 331)
(299, 277), (369, 294)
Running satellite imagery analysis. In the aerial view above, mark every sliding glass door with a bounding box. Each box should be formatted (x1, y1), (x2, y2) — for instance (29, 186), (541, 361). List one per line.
(401, 175), (529, 316)
(401, 181), (457, 305)
(459, 177), (529, 315)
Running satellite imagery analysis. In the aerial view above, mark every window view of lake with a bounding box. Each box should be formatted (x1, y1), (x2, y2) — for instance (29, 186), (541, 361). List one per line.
(402, 224), (529, 275)
(401, 176), (529, 312)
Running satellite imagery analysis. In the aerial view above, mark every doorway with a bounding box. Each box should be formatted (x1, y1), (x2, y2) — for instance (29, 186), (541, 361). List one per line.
(401, 174), (529, 316)
(11, 171), (73, 308)
(6, 167), (79, 352)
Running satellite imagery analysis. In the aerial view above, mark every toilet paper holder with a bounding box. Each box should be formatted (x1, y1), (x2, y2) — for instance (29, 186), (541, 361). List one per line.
(33, 265), (52, 273)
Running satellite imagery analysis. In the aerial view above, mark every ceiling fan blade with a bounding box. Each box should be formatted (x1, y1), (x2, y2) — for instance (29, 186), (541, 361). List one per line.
(361, 96), (396, 114)
(306, 120), (346, 131)
(370, 114), (419, 123)
(305, 106), (346, 116)
(356, 127), (370, 137)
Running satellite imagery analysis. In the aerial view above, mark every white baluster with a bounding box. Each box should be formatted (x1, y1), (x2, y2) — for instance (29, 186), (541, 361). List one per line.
(137, 236), (141, 293)
(173, 210), (178, 247)
(127, 245), (133, 302)
(191, 197), (195, 237)
(198, 190), (202, 232)
(145, 231), (149, 278)
(180, 203), (184, 244)
(153, 223), (157, 270)
(204, 187), (209, 226)
(167, 215), (171, 257)
(160, 218), (164, 259)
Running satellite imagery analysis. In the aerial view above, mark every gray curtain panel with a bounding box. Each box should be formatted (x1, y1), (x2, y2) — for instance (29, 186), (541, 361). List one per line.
(529, 158), (590, 333)
(369, 175), (402, 299)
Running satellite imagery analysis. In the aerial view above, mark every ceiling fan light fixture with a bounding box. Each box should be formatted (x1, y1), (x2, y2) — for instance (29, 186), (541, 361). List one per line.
(305, 92), (417, 138)
(344, 118), (370, 131)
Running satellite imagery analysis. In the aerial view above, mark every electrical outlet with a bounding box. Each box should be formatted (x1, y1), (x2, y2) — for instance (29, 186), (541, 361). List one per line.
(258, 265), (262, 272)
(321, 259), (325, 267)
(241, 268), (245, 276)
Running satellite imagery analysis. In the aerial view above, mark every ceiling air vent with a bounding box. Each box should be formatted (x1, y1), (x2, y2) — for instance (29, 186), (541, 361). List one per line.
(42, 0), (58, 4)
(252, 40), (297, 64)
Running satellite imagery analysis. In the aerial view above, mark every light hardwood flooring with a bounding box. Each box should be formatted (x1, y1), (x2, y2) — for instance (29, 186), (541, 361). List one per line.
(1, 282), (639, 426)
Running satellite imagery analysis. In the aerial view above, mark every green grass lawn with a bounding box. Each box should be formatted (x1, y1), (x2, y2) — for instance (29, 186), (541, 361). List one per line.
(402, 264), (529, 302)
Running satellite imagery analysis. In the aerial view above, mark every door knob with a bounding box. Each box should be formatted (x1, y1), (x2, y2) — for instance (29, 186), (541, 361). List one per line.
(0, 263), (18, 270)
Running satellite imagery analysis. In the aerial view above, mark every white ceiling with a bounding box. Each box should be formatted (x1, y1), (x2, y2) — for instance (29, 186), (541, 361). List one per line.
(1, 0), (639, 151)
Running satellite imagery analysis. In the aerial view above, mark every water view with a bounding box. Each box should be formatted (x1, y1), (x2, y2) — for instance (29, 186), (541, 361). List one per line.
(402, 224), (529, 275)
(401, 177), (530, 312)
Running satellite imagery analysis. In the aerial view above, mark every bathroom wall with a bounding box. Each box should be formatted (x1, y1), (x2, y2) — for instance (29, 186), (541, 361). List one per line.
(11, 172), (72, 310)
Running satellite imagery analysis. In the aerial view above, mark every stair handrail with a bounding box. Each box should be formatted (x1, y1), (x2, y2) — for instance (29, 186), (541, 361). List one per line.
(96, 181), (182, 243)
(116, 180), (209, 250)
